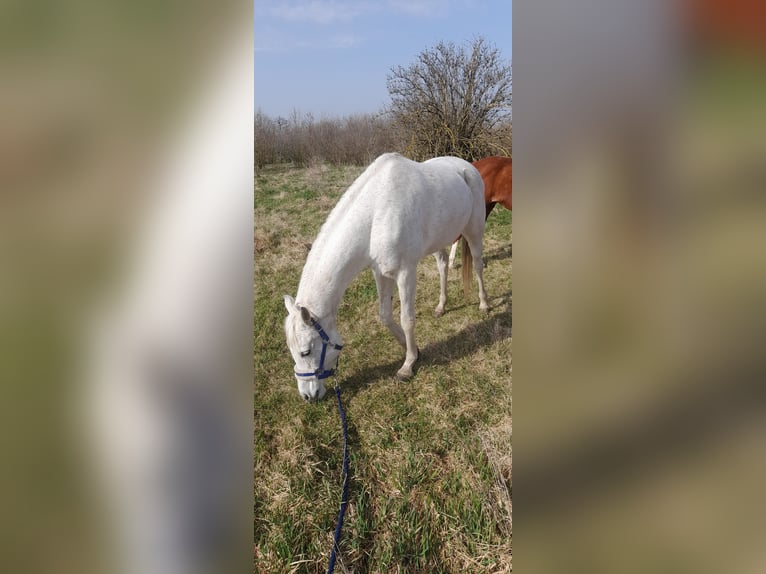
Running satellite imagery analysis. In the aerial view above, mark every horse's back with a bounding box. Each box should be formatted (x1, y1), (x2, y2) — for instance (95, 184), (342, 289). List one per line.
(473, 156), (512, 210)
(368, 154), (481, 212)
(365, 154), (483, 269)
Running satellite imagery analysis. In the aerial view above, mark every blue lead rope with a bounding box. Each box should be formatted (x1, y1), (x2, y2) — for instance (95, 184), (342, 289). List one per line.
(327, 384), (350, 574)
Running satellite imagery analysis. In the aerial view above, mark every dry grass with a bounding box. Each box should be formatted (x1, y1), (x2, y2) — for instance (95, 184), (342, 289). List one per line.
(255, 161), (512, 573)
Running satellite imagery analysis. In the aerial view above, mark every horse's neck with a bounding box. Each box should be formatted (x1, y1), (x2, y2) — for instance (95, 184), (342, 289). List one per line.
(296, 222), (369, 320)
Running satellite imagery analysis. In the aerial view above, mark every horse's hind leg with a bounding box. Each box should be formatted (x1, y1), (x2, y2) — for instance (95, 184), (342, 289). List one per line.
(395, 267), (419, 380)
(463, 229), (490, 312)
(433, 249), (449, 317)
(373, 270), (406, 349)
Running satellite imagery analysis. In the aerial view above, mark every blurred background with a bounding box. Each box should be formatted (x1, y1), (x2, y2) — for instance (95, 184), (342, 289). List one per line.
(515, 0), (766, 572)
(0, 1), (251, 572)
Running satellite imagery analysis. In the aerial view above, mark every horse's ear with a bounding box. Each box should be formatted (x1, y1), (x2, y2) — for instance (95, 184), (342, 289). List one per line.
(283, 294), (298, 315)
(283, 296), (312, 325)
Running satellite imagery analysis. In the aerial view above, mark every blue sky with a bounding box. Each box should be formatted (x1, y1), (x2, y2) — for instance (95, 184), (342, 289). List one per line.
(254, 0), (512, 118)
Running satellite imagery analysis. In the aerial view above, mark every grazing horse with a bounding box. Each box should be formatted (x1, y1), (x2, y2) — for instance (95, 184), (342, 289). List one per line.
(284, 152), (489, 401)
(449, 156), (512, 268)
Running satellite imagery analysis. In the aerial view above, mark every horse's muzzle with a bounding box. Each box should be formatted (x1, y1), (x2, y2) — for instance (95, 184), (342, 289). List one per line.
(298, 378), (326, 402)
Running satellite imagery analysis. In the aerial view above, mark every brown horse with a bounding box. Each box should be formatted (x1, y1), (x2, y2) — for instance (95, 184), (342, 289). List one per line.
(475, 155), (512, 215)
(449, 156), (512, 268)
(688, 0), (766, 56)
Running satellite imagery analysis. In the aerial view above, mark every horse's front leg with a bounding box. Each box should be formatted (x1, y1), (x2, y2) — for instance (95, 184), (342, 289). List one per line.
(433, 249), (449, 317)
(373, 270), (406, 349)
(395, 267), (419, 380)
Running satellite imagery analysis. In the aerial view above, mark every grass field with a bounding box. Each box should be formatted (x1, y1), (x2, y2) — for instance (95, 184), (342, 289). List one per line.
(254, 162), (512, 573)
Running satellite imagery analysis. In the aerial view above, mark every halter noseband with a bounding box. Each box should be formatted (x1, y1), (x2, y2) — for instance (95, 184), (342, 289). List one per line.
(294, 317), (343, 380)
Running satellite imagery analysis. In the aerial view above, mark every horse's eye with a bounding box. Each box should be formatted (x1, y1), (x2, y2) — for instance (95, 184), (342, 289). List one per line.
(300, 349), (310, 357)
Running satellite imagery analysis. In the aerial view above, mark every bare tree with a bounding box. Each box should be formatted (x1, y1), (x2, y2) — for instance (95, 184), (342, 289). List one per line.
(387, 36), (512, 160)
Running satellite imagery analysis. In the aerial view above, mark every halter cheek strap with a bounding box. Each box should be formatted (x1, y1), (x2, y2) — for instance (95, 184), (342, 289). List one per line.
(294, 317), (343, 380)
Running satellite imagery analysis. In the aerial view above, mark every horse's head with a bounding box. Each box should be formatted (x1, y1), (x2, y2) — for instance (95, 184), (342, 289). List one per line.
(283, 295), (343, 402)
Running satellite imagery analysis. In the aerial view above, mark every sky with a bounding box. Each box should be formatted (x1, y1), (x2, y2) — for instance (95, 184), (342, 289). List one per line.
(254, 0), (512, 118)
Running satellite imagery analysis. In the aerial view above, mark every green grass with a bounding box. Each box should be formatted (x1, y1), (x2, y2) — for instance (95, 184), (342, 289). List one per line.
(255, 161), (512, 573)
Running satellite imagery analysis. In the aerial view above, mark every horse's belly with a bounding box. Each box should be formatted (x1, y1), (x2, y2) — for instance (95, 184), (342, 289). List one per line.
(370, 207), (468, 268)
(420, 211), (472, 253)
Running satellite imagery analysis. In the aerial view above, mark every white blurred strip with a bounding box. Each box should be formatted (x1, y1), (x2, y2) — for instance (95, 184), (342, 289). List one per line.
(86, 28), (253, 574)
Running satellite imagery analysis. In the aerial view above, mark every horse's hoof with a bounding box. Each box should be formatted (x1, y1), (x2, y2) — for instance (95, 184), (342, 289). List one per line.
(396, 349), (418, 380)
(434, 307), (445, 318)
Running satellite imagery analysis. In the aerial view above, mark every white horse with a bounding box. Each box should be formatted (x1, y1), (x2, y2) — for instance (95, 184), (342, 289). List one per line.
(284, 152), (489, 401)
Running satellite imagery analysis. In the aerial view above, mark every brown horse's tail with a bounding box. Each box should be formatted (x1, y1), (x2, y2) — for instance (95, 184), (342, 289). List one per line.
(461, 237), (473, 297)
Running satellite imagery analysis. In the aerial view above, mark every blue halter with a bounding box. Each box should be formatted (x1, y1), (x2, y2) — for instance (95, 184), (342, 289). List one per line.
(294, 317), (343, 380)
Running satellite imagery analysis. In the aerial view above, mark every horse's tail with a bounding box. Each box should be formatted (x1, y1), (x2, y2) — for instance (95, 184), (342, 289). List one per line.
(461, 237), (473, 296)
(459, 166), (482, 297)
(462, 166), (484, 297)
